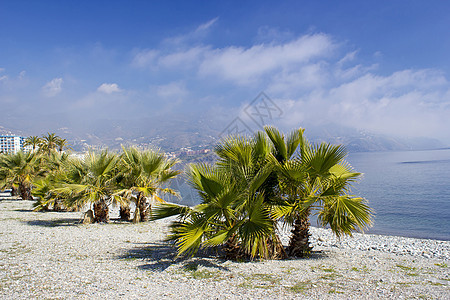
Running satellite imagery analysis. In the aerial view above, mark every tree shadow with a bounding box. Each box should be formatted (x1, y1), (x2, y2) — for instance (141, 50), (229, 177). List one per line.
(117, 241), (230, 272)
(24, 218), (81, 227)
(14, 209), (33, 212)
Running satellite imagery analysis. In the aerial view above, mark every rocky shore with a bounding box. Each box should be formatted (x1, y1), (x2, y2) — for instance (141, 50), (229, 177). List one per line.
(1, 198), (449, 299)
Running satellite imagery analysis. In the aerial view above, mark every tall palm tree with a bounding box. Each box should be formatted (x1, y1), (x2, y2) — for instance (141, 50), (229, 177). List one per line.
(268, 128), (373, 257)
(55, 150), (121, 223)
(116, 147), (180, 222)
(0, 151), (44, 200)
(55, 138), (71, 153)
(23, 136), (42, 152)
(40, 132), (60, 155)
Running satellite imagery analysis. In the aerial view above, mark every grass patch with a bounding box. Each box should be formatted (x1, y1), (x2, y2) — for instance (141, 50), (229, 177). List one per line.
(191, 269), (216, 280)
(320, 273), (341, 280)
(321, 267), (335, 273)
(182, 262), (220, 280)
(428, 281), (443, 286)
(290, 281), (311, 293)
(396, 264), (416, 271)
(328, 289), (344, 294)
(281, 266), (296, 274)
(434, 263), (448, 268)
(395, 282), (412, 286)
(350, 265), (370, 273)
(238, 273), (280, 289)
(183, 262), (198, 272)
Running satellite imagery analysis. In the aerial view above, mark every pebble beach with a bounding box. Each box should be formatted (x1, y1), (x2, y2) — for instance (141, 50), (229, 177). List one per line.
(1, 196), (449, 299)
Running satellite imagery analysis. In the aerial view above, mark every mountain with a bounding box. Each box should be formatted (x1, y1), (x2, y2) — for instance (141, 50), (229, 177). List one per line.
(0, 116), (446, 153)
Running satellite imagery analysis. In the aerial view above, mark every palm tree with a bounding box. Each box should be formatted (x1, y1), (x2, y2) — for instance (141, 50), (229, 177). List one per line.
(153, 126), (372, 260)
(268, 127), (373, 257)
(23, 136), (42, 152)
(116, 147), (180, 222)
(55, 138), (71, 153)
(40, 132), (60, 155)
(54, 150), (121, 223)
(32, 151), (70, 211)
(152, 134), (284, 259)
(0, 151), (44, 200)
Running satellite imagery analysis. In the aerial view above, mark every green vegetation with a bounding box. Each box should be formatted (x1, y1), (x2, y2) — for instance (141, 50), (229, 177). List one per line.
(289, 280), (312, 293)
(238, 273), (280, 289)
(152, 126), (372, 260)
(181, 263), (219, 280)
(1, 126), (373, 262)
(1, 133), (180, 224)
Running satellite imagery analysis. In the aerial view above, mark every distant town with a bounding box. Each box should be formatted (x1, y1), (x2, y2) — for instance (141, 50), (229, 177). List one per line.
(0, 133), (215, 166)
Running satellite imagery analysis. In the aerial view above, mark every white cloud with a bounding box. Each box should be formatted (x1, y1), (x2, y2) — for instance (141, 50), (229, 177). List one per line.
(131, 32), (334, 85)
(42, 78), (63, 97)
(131, 49), (159, 68)
(199, 34), (334, 84)
(159, 46), (209, 69)
(156, 81), (188, 99)
(129, 29), (450, 142)
(97, 83), (122, 94)
(163, 18), (218, 46)
(280, 68), (450, 141)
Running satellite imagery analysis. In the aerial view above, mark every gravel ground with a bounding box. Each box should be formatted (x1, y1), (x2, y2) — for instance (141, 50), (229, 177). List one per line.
(1, 197), (449, 299)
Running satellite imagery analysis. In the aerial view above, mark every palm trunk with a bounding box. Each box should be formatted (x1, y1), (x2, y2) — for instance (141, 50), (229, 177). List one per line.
(133, 192), (149, 222)
(287, 212), (312, 257)
(222, 234), (245, 260)
(119, 205), (131, 221)
(18, 183), (32, 200)
(53, 199), (63, 211)
(267, 233), (287, 259)
(93, 199), (109, 223)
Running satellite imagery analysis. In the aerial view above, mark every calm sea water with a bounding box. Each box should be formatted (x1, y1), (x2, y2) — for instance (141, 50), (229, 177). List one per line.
(344, 149), (450, 241)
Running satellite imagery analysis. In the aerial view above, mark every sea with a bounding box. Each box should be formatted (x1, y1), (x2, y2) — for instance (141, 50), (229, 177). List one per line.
(345, 148), (450, 241)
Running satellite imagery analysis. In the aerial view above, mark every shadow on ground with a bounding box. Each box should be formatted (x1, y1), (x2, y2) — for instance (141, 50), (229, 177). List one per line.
(24, 218), (81, 227)
(117, 241), (230, 272)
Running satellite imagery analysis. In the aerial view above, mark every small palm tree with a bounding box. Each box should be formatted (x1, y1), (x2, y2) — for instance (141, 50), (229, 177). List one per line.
(152, 134), (284, 259)
(153, 126), (372, 260)
(32, 151), (70, 211)
(55, 150), (121, 223)
(0, 151), (44, 200)
(116, 147), (180, 222)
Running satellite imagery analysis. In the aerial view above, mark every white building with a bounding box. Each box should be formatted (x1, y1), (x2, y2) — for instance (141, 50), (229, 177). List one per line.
(0, 135), (31, 154)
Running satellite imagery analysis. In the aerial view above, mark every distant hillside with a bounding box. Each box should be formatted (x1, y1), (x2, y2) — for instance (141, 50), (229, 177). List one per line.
(0, 117), (445, 153)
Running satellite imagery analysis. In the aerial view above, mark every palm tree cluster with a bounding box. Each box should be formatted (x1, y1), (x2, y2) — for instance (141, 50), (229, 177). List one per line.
(0, 145), (180, 223)
(1, 126), (372, 260)
(152, 126), (373, 260)
(23, 132), (71, 154)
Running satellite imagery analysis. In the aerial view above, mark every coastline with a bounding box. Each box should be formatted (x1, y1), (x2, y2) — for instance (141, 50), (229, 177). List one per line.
(1, 198), (449, 299)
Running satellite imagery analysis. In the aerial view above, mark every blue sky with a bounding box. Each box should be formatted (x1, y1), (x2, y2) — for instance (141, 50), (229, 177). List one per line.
(1, 1), (450, 142)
